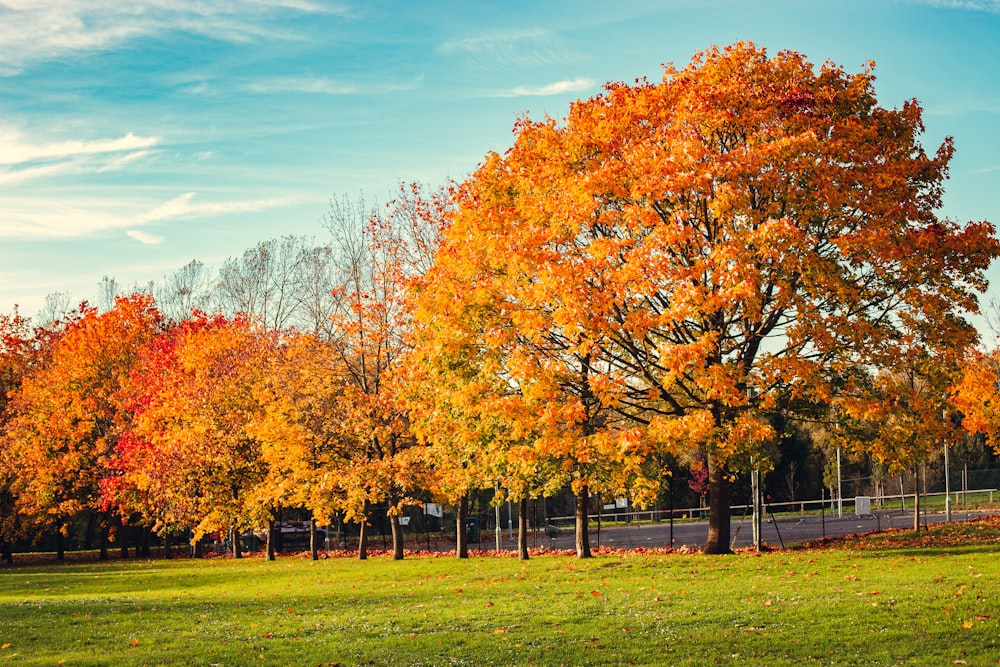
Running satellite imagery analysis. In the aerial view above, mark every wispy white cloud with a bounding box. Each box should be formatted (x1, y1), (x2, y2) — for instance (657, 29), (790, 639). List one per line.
(134, 192), (290, 224)
(98, 150), (155, 172)
(0, 198), (130, 239)
(0, 0), (348, 74)
(0, 162), (75, 185)
(126, 229), (165, 245)
(491, 78), (595, 98)
(0, 128), (159, 184)
(439, 28), (552, 56)
(0, 129), (159, 164)
(245, 76), (359, 95)
(0, 192), (291, 240)
(244, 74), (424, 96)
(438, 28), (578, 72)
(903, 0), (1000, 11)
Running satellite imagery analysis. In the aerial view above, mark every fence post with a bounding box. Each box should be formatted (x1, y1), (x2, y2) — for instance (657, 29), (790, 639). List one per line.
(944, 439), (952, 522)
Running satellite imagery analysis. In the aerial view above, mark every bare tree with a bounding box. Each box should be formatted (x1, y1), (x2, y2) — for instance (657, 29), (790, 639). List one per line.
(320, 187), (451, 560)
(156, 260), (213, 323)
(36, 291), (73, 328)
(784, 460), (799, 503)
(96, 276), (120, 314)
(214, 236), (310, 330)
(292, 244), (340, 339)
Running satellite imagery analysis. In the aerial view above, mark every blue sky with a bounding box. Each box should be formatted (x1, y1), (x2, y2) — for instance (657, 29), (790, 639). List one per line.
(1, 0), (998, 325)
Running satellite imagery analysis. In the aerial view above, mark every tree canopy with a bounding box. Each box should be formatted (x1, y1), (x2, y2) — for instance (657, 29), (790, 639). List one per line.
(418, 42), (998, 553)
(0, 43), (997, 561)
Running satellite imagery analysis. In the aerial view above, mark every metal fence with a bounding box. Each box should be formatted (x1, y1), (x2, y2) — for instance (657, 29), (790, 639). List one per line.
(545, 467), (1000, 527)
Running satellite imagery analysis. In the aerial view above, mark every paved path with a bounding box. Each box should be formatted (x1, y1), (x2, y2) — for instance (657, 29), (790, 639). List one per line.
(485, 509), (993, 552)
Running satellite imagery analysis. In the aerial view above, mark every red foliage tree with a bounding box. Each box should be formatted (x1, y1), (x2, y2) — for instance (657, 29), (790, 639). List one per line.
(3, 295), (162, 558)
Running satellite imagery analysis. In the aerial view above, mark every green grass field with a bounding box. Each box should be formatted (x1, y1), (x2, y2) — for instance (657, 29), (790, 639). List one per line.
(1, 518), (997, 666)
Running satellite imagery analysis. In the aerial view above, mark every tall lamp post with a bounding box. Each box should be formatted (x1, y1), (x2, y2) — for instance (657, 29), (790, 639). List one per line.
(748, 384), (762, 551)
(943, 409), (952, 523)
(836, 447), (843, 519)
(751, 461), (762, 551)
(494, 482), (502, 551)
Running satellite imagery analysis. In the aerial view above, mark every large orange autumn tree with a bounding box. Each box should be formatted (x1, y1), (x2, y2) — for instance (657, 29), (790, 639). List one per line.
(426, 42), (998, 554)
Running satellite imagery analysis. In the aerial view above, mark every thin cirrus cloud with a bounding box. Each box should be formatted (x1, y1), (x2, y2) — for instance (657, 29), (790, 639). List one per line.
(0, 198), (133, 239)
(0, 129), (159, 184)
(125, 229), (165, 245)
(0, 192), (290, 241)
(244, 76), (360, 95)
(0, 130), (159, 165)
(243, 74), (425, 96)
(438, 28), (578, 72)
(133, 192), (290, 225)
(0, 0), (346, 74)
(439, 28), (552, 55)
(907, 0), (1000, 10)
(98, 150), (155, 173)
(491, 78), (595, 98)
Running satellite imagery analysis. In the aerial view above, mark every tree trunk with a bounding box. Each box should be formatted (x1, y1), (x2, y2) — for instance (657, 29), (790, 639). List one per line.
(164, 532), (173, 560)
(358, 501), (369, 560)
(456, 494), (469, 559)
(98, 521), (109, 561)
(388, 486), (404, 560)
(704, 453), (732, 555)
(575, 485), (592, 559)
(140, 527), (151, 558)
(390, 513), (404, 561)
(264, 520), (276, 561)
(84, 513), (96, 551)
(232, 528), (243, 559)
(913, 468), (921, 532)
(309, 518), (319, 561)
(1, 537), (12, 565)
(517, 497), (529, 561)
(119, 525), (129, 559)
(57, 530), (66, 562)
